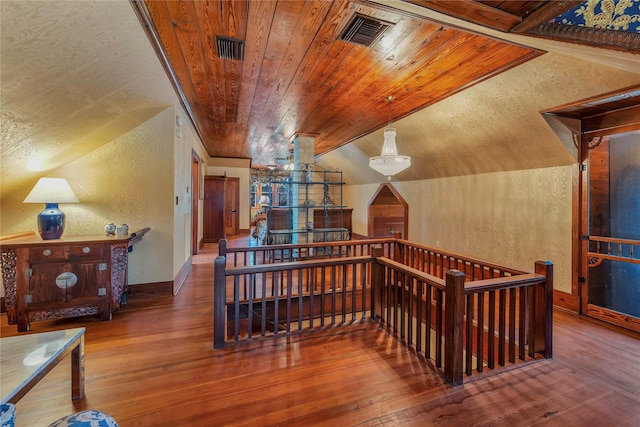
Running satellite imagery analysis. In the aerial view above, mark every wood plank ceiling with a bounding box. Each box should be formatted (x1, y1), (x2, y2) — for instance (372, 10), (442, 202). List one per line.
(132, 0), (586, 168)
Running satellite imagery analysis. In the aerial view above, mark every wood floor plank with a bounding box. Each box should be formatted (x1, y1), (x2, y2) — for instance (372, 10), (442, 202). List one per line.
(2, 235), (639, 426)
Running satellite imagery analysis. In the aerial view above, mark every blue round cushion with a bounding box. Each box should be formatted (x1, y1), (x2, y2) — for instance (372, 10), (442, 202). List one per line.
(48, 410), (118, 427)
(1, 403), (16, 427)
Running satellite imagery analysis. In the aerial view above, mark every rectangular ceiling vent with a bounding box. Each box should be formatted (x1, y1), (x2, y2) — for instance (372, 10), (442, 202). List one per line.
(216, 36), (245, 61)
(340, 14), (392, 47)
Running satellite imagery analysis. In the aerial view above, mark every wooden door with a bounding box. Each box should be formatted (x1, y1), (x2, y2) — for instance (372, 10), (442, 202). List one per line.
(191, 153), (200, 254)
(542, 85), (640, 330)
(225, 177), (240, 236)
(582, 132), (640, 332)
(203, 176), (226, 243)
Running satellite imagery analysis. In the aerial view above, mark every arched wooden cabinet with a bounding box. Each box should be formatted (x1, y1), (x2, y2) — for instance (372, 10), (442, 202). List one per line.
(368, 183), (408, 239)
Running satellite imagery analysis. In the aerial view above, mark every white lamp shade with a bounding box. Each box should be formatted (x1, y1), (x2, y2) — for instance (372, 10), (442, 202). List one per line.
(369, 128), (411, 177)
(23, 178), (79, 204)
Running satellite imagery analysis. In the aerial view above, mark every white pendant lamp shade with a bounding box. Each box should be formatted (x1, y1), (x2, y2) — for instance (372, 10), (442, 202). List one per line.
(369, 127), (411, 178)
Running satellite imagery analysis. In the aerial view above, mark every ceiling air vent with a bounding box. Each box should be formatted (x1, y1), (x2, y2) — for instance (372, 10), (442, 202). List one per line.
(340, 14), (392, 47)
(216, 36), (245, 61)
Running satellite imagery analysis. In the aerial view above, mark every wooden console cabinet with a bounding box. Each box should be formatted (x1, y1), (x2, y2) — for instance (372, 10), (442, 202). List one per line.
(313, 208), (352, 235)
(1, 233), (145, 331)
(266, 208), (353, 244)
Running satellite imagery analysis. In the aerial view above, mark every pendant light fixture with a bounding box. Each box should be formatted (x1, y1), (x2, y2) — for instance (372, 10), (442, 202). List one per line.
(369, 96), (411, 180)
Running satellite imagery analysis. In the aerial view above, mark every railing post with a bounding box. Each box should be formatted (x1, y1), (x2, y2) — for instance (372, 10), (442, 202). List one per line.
(371, 245), (384, 320)
(393, 238), (403, 263)
(532, 260), (553, 358)
(444, 269), (466, 386)
(213, 256), (227, 349)
(218, 239), (227, 259)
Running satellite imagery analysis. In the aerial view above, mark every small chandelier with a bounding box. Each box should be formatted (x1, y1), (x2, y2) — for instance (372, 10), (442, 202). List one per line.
(369, 96), (411, 180)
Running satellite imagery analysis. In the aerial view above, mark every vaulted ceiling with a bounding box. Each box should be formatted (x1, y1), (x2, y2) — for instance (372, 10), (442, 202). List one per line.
(132, 0), (639, 168)
(134, 0), (548, 167)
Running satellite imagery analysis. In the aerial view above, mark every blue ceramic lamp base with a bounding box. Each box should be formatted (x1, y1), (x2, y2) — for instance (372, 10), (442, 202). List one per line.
(38, 203), (66, 240)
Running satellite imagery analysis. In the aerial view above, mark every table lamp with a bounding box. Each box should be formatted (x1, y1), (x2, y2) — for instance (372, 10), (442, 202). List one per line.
(23, 177), (79, 240)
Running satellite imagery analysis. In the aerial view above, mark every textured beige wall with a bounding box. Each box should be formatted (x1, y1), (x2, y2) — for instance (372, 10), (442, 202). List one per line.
(345, 165), (574, 293)
(1, 108), (176, 285)
(0, 0), (180, 195)
(173, 107), (205, 286)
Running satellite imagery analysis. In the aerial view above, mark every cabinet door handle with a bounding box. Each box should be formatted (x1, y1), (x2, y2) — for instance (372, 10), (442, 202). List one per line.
(56, 272), (78, 289)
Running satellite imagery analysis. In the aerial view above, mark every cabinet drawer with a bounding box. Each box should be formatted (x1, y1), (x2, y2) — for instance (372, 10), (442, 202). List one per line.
(28, 244), (104, 262)
(68, 244), (103, 259)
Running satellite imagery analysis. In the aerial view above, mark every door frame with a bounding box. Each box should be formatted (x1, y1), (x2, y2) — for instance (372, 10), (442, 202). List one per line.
(191, 150), (202, 255)
(569, 88), (640, 331)
(542, 85), (640, 332)
(578, 128), (640, 332)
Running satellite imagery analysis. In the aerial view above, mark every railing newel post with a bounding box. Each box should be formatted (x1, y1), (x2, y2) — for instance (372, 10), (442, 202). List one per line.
(533, 260), (553, 358)
(218, 239), (227, 259)
(371, 245), (384, 320)
(214, 255), (227, 349)
(393, 238), (403, 262)
(444, 269), (465, 386)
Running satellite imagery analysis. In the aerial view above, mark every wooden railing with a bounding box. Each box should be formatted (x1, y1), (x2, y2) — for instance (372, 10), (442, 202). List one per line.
(393, 239), (527, 279)
(213, 239), (553, 386)
(218, 238), (396, 302)
(371, 244), (553, 385)
(588, 236), (640, 265)
(219, 238), (396, 267)
(214, 255), (373, 346)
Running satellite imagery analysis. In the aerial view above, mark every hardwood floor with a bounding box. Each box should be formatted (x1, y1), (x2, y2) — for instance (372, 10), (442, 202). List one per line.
(2, 235), (639, 426)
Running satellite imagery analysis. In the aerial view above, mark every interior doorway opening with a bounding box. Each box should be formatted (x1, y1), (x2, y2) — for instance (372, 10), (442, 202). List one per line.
(586, 132), (640, 320)
(543, 84), (640, 332)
